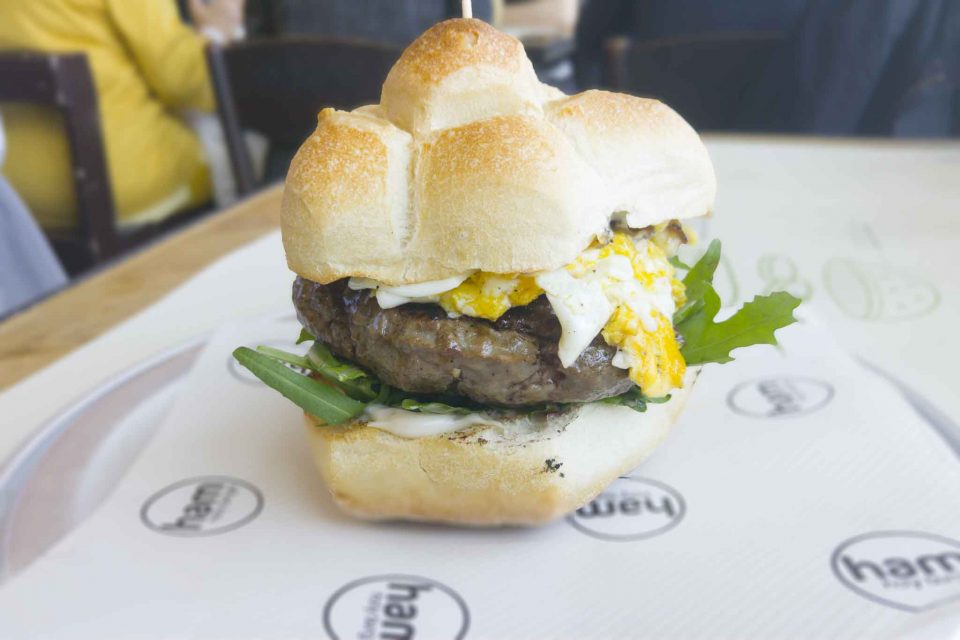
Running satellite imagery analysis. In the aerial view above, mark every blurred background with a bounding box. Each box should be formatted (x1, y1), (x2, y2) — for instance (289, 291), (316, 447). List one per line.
(1, 0), (958, 318)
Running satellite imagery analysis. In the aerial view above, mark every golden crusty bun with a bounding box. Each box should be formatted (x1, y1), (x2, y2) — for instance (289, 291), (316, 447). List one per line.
(305, 371), (697, 526)
(282, 18), (716, 286)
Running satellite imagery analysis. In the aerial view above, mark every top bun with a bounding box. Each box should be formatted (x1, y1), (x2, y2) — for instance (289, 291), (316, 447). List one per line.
(283, 19), (716, 285)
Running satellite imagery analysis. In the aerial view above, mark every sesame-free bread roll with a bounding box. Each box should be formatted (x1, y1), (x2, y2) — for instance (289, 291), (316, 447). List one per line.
(282, 18), (716, 286)
(306, 371), (697, 525)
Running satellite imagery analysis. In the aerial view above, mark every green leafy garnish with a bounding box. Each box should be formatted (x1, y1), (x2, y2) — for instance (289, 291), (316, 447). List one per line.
(669, 255), (691, 271)
(296, 329), (316, 344)
(675, 240), (800, 365)
(679, 290), (801, 365)
(600, 388), (670, 412)
(255, 344), (378, 401)
(306, 343), (378, 401)
(256, 345), (311, 369)
(306, 342), (368, 381)
(399, 399), (473, 415)
(527, 403), (565, 416)
(232, 347), (365, 424)
(674, 239), (721, 325)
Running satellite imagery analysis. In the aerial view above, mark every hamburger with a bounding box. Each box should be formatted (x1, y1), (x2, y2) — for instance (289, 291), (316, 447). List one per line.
(233, 19), (800, 525)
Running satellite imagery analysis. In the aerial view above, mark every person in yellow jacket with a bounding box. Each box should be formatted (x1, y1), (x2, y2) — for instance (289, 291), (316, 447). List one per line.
(0, 0), (244, 229)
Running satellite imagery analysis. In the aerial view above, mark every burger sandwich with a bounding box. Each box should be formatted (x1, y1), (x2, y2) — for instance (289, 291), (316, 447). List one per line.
(233, 19), (800, 525)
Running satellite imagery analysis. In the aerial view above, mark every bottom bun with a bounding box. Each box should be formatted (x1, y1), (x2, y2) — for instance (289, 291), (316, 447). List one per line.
(305, 371), (698, 526)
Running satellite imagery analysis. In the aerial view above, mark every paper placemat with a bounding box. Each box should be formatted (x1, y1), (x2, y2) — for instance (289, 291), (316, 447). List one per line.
(1, 310), (958, 638)
(706, 139), (960, 425)
(0, 231), (290, 462)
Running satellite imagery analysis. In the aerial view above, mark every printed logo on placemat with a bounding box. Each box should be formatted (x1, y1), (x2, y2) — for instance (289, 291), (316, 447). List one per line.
(140, 476), (263, 537)
(823, 258), (940, 322)
(324, 575), (469, 640)
(832, 531), (960, 612)
(567, 477), (685, 541)
(727, 376), (834, 418)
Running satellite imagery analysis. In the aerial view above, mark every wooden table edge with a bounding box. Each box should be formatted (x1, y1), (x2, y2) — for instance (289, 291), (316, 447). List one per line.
(0, 185), (283, 392)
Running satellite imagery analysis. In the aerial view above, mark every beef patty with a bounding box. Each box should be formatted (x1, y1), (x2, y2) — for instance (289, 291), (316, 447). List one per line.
(293, 277), (634, 407)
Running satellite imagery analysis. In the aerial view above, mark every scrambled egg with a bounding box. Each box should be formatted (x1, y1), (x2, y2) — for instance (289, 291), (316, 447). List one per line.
(439, 273), (542, 321)
(350, 225), (688, 397)
(538, 230), (686, 397)
(601, 233), (686, 396)
(603, 307), (685, 397)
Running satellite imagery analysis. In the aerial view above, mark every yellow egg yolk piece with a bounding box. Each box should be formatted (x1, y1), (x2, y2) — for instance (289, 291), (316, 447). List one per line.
(582, 233), (687, 396)
(439, 272), (543, 321)
(603, 308), (685, 397)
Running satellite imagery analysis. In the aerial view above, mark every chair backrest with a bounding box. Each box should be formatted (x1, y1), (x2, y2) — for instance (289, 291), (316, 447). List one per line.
(603, 33), (784, 131)
(0, 51), (117, 266)
(207, 37), (403, 195)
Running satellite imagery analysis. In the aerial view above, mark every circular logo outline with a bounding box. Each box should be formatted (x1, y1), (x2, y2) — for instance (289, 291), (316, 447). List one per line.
(831, 530), (960, 613)
(140, 475), (264, 537)
(323, 574), (470, 640)
(567, 476), (686, 542)
(726, 376), (835, 419)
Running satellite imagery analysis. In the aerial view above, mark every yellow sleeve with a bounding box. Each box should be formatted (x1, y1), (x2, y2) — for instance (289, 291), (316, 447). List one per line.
(105, 0), (215, 112)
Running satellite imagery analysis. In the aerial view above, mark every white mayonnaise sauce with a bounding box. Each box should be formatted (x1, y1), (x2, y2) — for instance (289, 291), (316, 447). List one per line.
(364, 405), (499, 439)
(348, 274), (470, 309)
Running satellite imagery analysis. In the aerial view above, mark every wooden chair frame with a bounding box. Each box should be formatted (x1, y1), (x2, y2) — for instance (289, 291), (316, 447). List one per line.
(0, 51), (207, 274)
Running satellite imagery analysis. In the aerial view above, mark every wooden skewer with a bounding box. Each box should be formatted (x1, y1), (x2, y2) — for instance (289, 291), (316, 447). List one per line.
(461, 0), (473, 19)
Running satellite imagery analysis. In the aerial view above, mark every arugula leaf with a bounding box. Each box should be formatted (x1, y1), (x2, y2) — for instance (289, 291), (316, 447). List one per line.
(266, 339), (474, 411)
(255, 343), (377, 401)
(673, 240), (800, 365)
(374, 381), (393, 404)
(399, 399), (473, 415)
(296, 329), (316, 345)
(678, 288), (801, 365)
(256, 345), (310, 369)
(527, 403), (565, 416)
(306, 343), (378, 401)
(599, 388), (671, 413)
(307, 342), (368, 381)
(232, 347), (365, 424)
(673, 239), (721, 325)
(669, 255), (691, 271)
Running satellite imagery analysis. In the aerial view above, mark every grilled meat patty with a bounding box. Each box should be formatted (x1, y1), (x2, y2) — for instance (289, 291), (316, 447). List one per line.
(293, 278), (634, 407)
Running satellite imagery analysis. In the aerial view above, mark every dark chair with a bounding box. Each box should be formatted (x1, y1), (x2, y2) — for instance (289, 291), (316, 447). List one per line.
(602, 33), (785, 131)
(251, 0), (491, 42)
(0, 51), (209, 275)
(206, 37), (403, 195)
